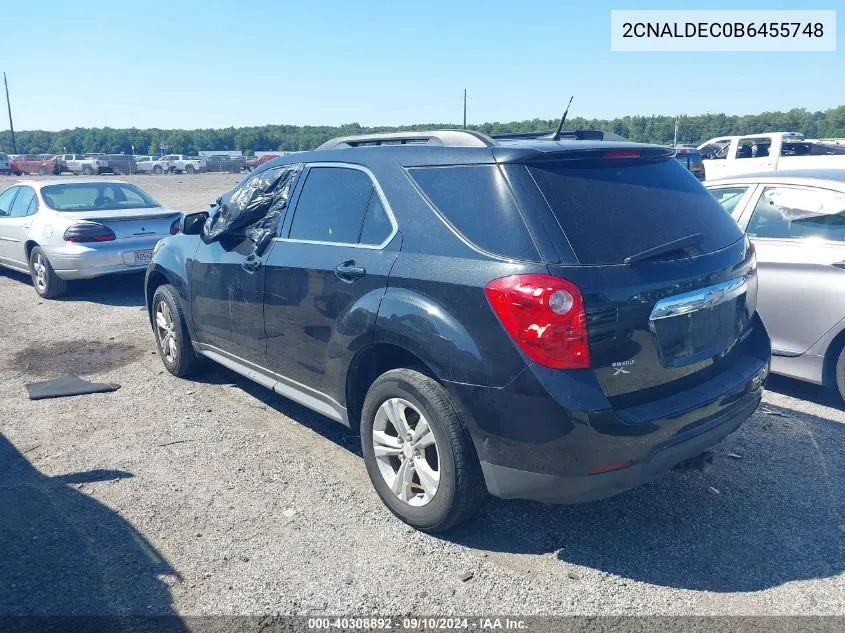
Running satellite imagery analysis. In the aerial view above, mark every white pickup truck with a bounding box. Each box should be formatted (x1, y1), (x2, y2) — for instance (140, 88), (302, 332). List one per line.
(699, 132), (845, 180)
(135, 156), (169, 175)
(160, 154), (205, 174)
(56, 153), (109, 175)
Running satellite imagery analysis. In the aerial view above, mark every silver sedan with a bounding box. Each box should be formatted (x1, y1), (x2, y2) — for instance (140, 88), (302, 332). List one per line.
(0, 179), (181, 298)
(707, 170), (845, 400)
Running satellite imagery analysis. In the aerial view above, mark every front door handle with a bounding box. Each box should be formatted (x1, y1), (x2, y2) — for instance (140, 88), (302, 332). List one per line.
(241, 255), (261, 273)
(335, 260), (366, 283)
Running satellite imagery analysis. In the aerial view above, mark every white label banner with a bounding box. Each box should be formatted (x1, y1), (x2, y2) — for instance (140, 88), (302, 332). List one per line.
(610, 10), (836, 52)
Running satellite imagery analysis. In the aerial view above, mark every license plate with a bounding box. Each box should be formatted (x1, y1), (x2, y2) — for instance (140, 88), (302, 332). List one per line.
(134, 249), (153, 265)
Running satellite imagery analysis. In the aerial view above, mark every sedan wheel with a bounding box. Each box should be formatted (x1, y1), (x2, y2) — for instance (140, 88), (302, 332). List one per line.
(372, 398), (440, 506)
(29, 246), (68, 298)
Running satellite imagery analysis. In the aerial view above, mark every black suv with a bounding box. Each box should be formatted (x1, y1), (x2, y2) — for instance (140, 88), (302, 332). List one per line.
(145, 130), (770, 532)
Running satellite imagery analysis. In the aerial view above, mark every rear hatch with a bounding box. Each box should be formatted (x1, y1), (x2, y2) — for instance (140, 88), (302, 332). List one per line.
(524, 151), (756, 402)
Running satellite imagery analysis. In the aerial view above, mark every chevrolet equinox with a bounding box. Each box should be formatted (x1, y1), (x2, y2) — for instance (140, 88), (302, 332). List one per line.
(145, 129), (771, 532)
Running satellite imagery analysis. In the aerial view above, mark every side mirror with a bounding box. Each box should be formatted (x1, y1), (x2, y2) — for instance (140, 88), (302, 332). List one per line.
(180, 211), (209, 236)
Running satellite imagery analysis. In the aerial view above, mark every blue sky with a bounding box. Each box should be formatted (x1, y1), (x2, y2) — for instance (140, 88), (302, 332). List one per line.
(2, 0), (843, 131)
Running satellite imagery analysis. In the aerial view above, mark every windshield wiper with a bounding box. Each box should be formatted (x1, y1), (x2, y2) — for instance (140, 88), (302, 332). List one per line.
(623, 233), (703, 264)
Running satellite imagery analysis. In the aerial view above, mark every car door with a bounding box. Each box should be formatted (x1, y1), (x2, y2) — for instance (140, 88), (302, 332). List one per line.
(263, 164), (400, 400)
(190, 165), (300, 365)
(737, 184), (845, 355)
(728, 137), (776, 177)
(0, 186), (21, 265)
(0, 185), (38, 267)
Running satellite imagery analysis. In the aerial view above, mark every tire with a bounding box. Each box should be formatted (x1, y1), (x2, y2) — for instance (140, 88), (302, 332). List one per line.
(360, 368), (485, 532)
(82, 166), (93, 176)
(29, 246), (68, 299)
(112, 167), (122, 175)
(185, 164), (195, 175)
(152, 165), (163, 175)
(835, 347), (845, 403)
(151, 284), (205, 377)
(38, 167), (47, 176)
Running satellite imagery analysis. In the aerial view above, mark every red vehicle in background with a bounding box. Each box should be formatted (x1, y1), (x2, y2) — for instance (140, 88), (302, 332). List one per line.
(255, 153), (279, 168)
(9, 156), (22, 175)
(12, 154), (62, 175)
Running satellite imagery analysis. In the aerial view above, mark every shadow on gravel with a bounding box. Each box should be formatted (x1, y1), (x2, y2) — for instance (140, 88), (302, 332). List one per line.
(445, 405), (845, 593)
(0, 434), (185, 621)
(193, 365), (363, 456)
(0, 267), (146, 308)
(764, 373), (843, 409)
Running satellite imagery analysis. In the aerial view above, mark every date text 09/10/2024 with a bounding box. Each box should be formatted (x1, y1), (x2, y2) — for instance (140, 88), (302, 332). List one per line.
(307, 617), (528, 630)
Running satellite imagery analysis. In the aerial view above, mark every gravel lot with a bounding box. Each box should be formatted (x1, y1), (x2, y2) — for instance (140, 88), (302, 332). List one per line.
(0, 173), (843, 617)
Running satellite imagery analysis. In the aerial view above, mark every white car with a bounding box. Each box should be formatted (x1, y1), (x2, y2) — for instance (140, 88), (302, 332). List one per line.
(699, 132), (845, 180)
(0, 179), (181, 298)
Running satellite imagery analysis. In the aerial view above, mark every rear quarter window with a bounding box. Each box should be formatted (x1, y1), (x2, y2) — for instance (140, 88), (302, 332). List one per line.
(408, 165), (539, 261)
(528, 158), (743, 265)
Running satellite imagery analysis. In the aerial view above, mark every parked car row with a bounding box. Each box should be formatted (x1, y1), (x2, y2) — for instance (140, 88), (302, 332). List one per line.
(6, 128), (839, 533)
(1, 153), (264, 176)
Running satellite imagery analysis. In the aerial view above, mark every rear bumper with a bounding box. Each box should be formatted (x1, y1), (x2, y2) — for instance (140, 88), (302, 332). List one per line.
(44, 239), (162, 280)
(480, 392), (758, 503)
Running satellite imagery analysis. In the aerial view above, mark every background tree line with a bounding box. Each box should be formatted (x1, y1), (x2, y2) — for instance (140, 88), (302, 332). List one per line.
(2, 106), (843, 156)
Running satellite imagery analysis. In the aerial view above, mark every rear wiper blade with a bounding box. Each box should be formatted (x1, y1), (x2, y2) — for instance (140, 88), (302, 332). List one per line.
(623, 233), (703, 264)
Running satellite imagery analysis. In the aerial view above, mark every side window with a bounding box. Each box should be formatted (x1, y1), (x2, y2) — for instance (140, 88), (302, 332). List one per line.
(700, 143), (727, 160)
(359, 193), (393, 245)
(288, 167), (375, 244)
(709, 186), (749, 218)
(0, 187), (19, 216)
(736, 138), (770, 159)
(409, 165), (538, 260)
(8, 187), (35, 218)
(747, 186), (845, 242)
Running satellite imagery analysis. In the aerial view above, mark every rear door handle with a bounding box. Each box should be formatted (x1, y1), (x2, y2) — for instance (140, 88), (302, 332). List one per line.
(241, 255), (261, 273)
(335, 260), (366, 283)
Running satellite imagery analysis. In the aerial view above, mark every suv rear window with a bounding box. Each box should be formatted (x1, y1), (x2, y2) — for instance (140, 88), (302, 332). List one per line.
(528, 158), (742, 265)
(408, 165), (538, 260)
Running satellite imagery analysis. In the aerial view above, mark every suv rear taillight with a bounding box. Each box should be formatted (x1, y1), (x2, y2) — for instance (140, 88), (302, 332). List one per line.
(64, 223), (116, 243)
(485, 274), (589, 369)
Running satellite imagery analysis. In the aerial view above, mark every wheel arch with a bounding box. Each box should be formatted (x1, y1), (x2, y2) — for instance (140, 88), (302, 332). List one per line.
(822, 325), (845, 387)
(24, 240), (39, 261)
(345, 343), (435, 431)
(145, 268), (171, 323)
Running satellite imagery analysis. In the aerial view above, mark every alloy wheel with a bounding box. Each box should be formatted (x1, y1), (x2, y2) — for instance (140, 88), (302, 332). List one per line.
(155, 300), (178, 364)
(372, 398), (440, 506)
(32, 253), (47, 292)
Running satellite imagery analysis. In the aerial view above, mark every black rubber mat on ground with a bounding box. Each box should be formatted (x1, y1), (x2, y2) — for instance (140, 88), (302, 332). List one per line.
(25, 375), (120, 400)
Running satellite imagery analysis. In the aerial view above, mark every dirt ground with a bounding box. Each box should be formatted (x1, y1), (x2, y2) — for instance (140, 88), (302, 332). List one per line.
(0, 173), (843, 617)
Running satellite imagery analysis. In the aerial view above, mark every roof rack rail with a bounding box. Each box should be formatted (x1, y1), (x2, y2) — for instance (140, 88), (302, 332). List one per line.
(491, 129), (629, 142)
(316, 130), (495, 150)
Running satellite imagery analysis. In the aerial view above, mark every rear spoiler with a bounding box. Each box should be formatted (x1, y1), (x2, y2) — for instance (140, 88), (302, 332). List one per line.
(491, 130), (628, 142)
(493, 144), (675, 164)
